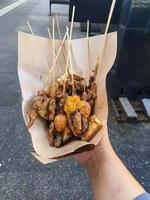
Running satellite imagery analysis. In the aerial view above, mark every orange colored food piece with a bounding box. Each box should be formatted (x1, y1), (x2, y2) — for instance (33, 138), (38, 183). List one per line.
(54, 114), (67, 132)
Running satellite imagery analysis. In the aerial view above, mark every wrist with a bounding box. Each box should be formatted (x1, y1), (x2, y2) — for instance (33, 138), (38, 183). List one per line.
(84, 133), (114, 171)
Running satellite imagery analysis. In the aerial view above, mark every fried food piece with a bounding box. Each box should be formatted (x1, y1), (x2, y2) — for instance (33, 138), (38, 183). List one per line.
(62, 126), (73, 143)
(48, 122), (55, 145)
(28, 96), (51, 127)
(46, 83), (57, 98)
(75, 79), (85, 94)
(38, 97), (50, 120)
(37, 89), (47, 97)
(86, 83), (97, 110)
(77, 100), (91, 118)
(48, 98), (56, 121)
(67, 116), (76, 135)
(65, 74), (85, 95)
(72, 74), (84, 81)
(82, 115), (102, 142)
(81, 91), (88, 101)
(89, 75), (94, 86)
(34, 96), (44, 109)
(27, 108), (38, 129)
(72, 111), (82, 136)
(48, 124), (63, 147)
(54, 114), (67, 132)
(56, 94), (67, 114)
(82, 118), (89, 133)
(67, 112), (89, 137)
(48, 122), (55, 134)
(27, 96), (44, 129)
(53, 132), (63, 147)
(64, 95), (81, 115)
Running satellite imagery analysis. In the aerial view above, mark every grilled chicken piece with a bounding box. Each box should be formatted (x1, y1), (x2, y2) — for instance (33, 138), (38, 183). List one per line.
(82, 118), (89, 133)
(53, 132), (63, 147)
(46, 83), (57, 98)
(54, 114), (67, 132)
(38, 97), (50, 120)
(82, 116), (102, 142)
(62, 126), (73, 143)
(27, 96), (44, 129)
(48, 122), (55, 145)
(77, 100), (91, 119)
(72, 111), (82, 136)
(48, 98), (56, 121)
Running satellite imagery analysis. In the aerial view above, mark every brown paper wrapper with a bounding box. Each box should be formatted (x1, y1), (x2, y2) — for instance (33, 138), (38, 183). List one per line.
(18, 31), (117, 164)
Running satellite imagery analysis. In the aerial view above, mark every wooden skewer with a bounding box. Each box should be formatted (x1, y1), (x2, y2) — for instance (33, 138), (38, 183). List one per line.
(52, 18), (55, 85)
(27, 21), (34, 35)
(67, 30), (74, 93)
(86, 20), (90, 39)
(48, 27), (52, 39)
(63, 26), (69, 94)
(47, 27), (55, 82)
(84, 20), (90, 92)
(68, 6), (75, 93)
(63, 26), (70, 94)
(55, 14), (67, 66)
(44, 61), (52, 84)
(27, 20), (51, 85)
(95, 0), (117, 77)
(52, 18), (55, 64)
(70, 6), (75, 40)
(100, 0), (116, 53)
(104, 0), (116, 36)
(48, 27), (62, 79)
(50, 27), (68, 74)
(45, 61), (52, 74)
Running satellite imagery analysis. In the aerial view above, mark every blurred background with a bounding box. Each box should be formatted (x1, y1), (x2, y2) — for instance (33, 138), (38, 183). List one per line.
(0, 0), (149, 199)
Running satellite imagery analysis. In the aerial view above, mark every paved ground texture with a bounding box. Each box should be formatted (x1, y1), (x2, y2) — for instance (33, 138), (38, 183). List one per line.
(0, 0), (149, 199)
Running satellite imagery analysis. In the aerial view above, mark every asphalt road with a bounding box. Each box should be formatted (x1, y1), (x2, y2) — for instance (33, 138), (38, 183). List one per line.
(0, 0), (149, 199)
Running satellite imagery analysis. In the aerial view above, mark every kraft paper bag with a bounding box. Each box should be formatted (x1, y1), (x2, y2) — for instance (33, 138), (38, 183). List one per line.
(18, 31), (117, 164)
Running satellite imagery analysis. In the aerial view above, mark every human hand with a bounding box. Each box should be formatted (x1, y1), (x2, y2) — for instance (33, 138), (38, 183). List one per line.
(73, 125), (111, 165)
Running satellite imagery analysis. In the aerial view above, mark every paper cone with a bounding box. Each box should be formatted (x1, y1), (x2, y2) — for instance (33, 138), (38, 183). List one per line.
(18, 31), (117, 164)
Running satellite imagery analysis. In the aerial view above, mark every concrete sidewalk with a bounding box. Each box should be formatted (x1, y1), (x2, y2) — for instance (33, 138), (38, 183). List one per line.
(0, 0), (18, 9)
(0, 0), (149, 199)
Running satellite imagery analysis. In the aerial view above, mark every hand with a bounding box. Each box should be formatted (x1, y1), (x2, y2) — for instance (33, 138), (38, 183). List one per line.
(73, 125), (145, 200)
(73, 124), (111, 165)
(73, 145), (100, 165)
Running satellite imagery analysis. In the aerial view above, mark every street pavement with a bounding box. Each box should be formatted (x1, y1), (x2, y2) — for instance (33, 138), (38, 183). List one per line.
(0, 0), (18, 9)
(0, 0), (149, 199)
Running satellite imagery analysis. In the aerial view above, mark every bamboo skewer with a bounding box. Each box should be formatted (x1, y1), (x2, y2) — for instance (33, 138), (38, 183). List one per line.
(84, 20), (90, 92)
(63, 26), (69, 94)
(50, 27), (68, 74)
(67, 29), (74, 93)
(44, 61), (52, 84)
(27, 21), (51, 85)
(104, 0), (116, 36)
(47, 27), (55, 82)
(52, 18), (55, 85)
(52, 18), (55, 64)
(44, 61), (52, 75)
(27, 21), (34, 35)
(95, 0), (117, 76)
(46, 28), (68, 84)
(55, 14), (67, 66)
(48, 27), (62, 79)
(70, 6), (75, 40)
(86, 20), (90, 39)
(68, 6), (75, 93)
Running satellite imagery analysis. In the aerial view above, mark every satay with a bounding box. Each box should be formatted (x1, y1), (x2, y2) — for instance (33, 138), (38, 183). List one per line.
(54, 114), (67, 132)
(82, 116), (102, 142)
(27, 72), (102, 147)
(62, 126), (73, 143)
